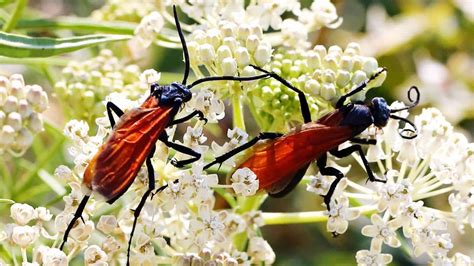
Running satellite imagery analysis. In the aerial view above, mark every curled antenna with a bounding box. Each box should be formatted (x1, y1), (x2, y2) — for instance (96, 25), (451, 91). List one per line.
(389, 114), (418, 139)
(388, 86), (420, 139)
(390, 86), (420, 113)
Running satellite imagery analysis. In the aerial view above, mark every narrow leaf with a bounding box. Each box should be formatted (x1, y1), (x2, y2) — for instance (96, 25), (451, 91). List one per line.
(0, 32), (131, 58)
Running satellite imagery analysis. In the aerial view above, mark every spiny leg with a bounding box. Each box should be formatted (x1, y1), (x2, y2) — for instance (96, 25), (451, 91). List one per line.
(127, 147), (156, 266)
(316, 153), (345, 211)
(203, 132), (283, 170)
(250, 65), (312, 123)
(335, 68), (387, 108)
(106, 101), (124, 128)
(169, 110), (207, 126)
(59, 195), (90, 250)
(158, 132), (201, 168)
(172, 5), (190, 85)
(329, 144), (385, 183)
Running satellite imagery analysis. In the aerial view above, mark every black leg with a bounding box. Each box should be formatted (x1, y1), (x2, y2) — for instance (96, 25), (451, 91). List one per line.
(336, 68), (387, 108)
(159, 132), (201, 168)
(169, 110), (207, 126)
(173, 6), (190, 85)
(60, 195), (90, 250)
(350, 138), (376, 145)
(329, 144), (385, 183)
(127, 148), (156, 266)
(188, 73), (270, 89)
(203, 132), (283, 170)
(106, 102), (124, 128)
(316, 154), (345, 211)
(250, 65), (312, 123)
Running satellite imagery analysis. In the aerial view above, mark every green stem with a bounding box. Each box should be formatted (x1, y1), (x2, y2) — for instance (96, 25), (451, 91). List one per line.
(232, 88), (245, 130)
(2, 0), (27, 32)
(263, 205), (378, 225)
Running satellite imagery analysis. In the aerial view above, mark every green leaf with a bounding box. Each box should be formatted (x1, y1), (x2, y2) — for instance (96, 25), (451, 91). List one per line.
(0, 32), (131, 58)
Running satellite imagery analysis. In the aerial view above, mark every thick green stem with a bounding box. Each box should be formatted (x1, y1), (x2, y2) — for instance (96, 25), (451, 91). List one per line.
(2, 0), (28, 32)
(232, 86), (246, 130)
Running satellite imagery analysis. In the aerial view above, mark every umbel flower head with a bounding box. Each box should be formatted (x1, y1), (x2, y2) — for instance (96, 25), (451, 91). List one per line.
(0, 74), (48, 156)
(54, 49), (149, 124)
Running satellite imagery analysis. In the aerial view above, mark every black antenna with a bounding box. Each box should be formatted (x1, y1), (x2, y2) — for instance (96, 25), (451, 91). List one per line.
(390, 114), (418, 139)
(336, 68), (387, 108)
(188, 73), (271, 89)
(173, 6), (190, 85)
(390, 86), (420, 113)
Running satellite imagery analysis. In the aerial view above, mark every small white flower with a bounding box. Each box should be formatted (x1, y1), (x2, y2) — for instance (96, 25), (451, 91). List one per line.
(326, 196), (360, 234)
(361, 214), (402, 249)
(306, 173), (334, 195)
(376, 175), (413, 216)
(189, 204), (227, 246)
(139, 69), (161, 84)
(134, 11), (164, 47)
(11, 203), (36, 225)
(231, 168), (259, 196)
(355, 249), (393, 266)
(39, 247), (68, 266)
(12, 225), (39, 248)
(248, 236), (275, 264)
(35, 207), (53, 222)
(84, 245), (108, 265)
(97, 215), (117, 234)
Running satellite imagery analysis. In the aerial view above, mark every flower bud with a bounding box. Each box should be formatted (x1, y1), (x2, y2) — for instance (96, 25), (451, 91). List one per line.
(323, 55), (339, 71)
(216, 45), (233, 62)
(235, 47), (250, 67)
(237, 24), (251, 41)
(27, 112), (44, 133)
(362, 57), (378, 76)
(0, 86), (7, 105)
(307, 51), (322, 69)
(16, 129), (34, 149)
(9, 74), (25, 98)
(206, 28), (221, 49)
(305, 79), (321, 96)
(246, 34), (260, 53)
(0, 111), (5, 125)
(0, 125), (15, 145)
(4, 95), (18, 113)
(313, 45), (327, 58)
(222, 37), (238, 51)
(7, 112), (22, 131)
(345, 42), (360, 55)
(254, 43), (272, 66)
(219, 21), (236, 37)
(328, 45), (343, 58)
(336, 70), (351, 88)
(321, 83), (336, 100)
(18, 99), (32, 118)
(198, 44), (216, 65)
(322, 69), (336, 83)
(221, 57), (238, 76)
(352, 70), (367, 86)
(339, 56), (353, 71)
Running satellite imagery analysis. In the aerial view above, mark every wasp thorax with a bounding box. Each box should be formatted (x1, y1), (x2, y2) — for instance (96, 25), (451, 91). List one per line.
(152, 82), (192, 105)
(370, 97), (390, 128)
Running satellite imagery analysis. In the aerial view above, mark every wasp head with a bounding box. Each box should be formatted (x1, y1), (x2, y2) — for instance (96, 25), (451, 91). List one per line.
(151, 82), (192, 106)
(370, 97), (390, 128)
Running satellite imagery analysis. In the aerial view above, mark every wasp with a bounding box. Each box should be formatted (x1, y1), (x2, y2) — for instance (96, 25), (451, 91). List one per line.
(203, 65), (420, 210)
(59, 6), (272, 264)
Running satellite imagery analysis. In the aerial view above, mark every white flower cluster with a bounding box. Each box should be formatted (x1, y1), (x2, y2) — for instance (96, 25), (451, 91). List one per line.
(246, 43), (385, 131)
(1, 203), (66, 265)
(92, 0), (158, 22)
(303, 106), (473, 265)
(54, 49), (149, 123)
(0, 74), (48, 156)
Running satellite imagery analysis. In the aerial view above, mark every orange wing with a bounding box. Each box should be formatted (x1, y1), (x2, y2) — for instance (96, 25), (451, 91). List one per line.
(83, 106), (174, 203)
(238, 122), (354, 194)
